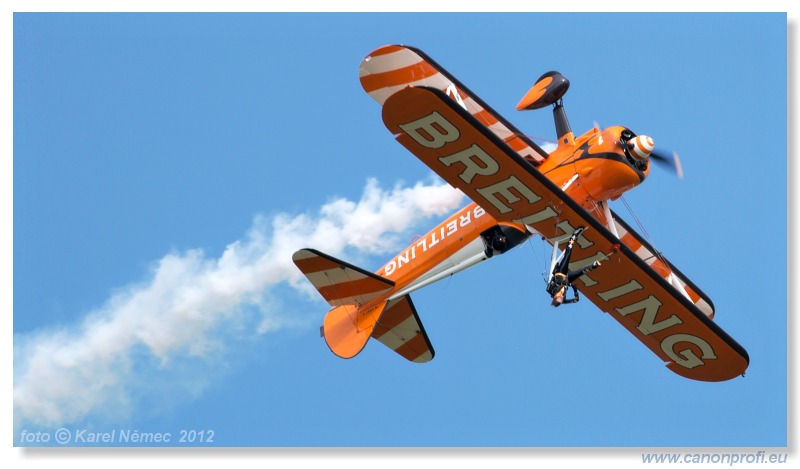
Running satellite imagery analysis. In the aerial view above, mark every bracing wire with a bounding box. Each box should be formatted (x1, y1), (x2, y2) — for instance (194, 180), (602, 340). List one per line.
(619, 195), (670, 266)
(526, 234), (551, 284)
(619, 196), (652, 241)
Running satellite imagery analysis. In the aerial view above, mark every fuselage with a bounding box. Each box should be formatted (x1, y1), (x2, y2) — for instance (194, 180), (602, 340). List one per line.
(378, 202), (528, 299)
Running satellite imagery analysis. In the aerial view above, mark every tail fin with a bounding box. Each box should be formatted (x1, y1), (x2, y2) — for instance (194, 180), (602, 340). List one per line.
(292, 248), (394, 359)
(292, 249), (435, 363)
(322, 301), (388, 359)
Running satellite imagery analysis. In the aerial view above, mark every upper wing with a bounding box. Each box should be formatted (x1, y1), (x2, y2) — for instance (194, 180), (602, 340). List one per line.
(380, 85), (748, 381)
(360, 44), (548, 164)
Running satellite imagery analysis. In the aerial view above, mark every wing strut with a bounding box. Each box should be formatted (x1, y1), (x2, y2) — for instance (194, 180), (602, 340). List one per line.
(599, 200), (620, 238)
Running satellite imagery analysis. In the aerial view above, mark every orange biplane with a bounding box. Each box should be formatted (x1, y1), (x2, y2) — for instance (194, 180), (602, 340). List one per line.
(293, 45), (748, 382)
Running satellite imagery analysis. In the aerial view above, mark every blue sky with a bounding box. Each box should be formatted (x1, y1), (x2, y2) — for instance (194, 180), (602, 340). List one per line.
(7, 7), (792, 460)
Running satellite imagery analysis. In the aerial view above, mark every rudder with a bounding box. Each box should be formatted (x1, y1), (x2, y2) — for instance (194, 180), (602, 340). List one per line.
(323, 301), (388, 359)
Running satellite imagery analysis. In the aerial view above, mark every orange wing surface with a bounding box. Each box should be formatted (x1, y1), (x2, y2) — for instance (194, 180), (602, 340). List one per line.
(360, 44), (548, 164)
(381, 86), (748, 381)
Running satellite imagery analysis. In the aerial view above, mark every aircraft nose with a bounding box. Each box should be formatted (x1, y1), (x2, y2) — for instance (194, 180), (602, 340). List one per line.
(628, 135), (654, 161)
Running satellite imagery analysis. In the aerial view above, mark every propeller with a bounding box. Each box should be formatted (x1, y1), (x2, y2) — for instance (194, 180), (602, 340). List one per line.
(649, 149), (683, 179)
(625, 134), (684, 179)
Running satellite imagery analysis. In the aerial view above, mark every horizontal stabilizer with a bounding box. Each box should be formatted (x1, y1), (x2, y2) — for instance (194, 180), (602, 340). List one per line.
(372, 295), (434, 363)
(292, 248), (394, 307)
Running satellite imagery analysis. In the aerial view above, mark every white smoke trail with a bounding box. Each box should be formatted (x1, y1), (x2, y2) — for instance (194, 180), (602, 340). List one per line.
(13, 177), (464, 429)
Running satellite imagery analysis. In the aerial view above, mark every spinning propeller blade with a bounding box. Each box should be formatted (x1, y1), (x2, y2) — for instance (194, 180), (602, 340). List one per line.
(650, 150), (684, 179)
